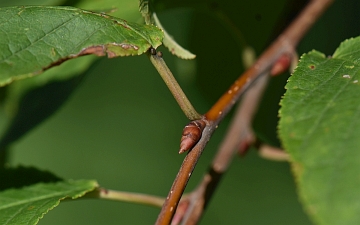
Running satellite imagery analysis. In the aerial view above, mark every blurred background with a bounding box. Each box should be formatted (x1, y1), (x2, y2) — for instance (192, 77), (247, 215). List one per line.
(1, 0), (360, 224)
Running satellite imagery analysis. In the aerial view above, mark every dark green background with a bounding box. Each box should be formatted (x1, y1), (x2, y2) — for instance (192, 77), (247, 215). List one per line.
(2, 0), (359, 224)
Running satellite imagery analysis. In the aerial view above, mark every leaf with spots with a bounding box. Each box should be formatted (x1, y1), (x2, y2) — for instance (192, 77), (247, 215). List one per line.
(0, 6), (163, 86)
(279, 36), (360, 225)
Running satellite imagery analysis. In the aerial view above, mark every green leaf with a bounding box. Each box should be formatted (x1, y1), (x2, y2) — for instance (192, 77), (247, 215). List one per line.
(0, 1), (142, 149)
(279, 37), (360, 225)
(0, 179), (98, 225)
(0, 6), (163, 86)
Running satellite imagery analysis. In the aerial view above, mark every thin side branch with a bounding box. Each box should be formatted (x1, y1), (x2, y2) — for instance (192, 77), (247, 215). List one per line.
(149, 52), (201, 120)
(258, 144), (290, 161)
(84, 187), (165, 208)
(155, 0), (334, 224)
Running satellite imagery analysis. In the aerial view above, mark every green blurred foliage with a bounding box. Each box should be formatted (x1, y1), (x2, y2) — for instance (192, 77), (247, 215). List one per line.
(0, 0), (65, 6)
(2, 0), (360, 224)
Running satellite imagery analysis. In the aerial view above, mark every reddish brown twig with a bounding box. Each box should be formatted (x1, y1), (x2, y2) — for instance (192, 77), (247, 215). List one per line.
(178, 70), (269, 225)
(155, 0), (334, 224)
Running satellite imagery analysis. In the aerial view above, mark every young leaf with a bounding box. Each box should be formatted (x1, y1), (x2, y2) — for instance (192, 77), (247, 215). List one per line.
(0, 6), (163, 86)
(139, 0), (153, 25)
(139, 0), (196, 59)
(153, 13), (196, 59)
(279, 37), (360, 225)
(0, 180), (98, 225)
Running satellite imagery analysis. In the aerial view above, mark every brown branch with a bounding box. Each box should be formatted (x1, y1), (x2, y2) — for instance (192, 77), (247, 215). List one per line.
(179, 71), (269, 225)
(155, 123), (214, 225)
(205, 0), (333, 123)
(155, 0), (334, 224)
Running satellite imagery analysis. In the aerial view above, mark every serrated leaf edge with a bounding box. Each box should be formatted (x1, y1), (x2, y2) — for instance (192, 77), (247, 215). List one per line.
(0, 180), (98, 225)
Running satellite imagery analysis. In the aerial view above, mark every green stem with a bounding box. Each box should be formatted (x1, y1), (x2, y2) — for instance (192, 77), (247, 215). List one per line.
(148, 53), (201, 120)
(85, 188), (165, 208)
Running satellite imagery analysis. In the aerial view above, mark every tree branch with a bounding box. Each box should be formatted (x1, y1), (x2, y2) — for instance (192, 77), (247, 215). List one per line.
(155, 0), (334, 224)
(178, 71), (269, 225)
